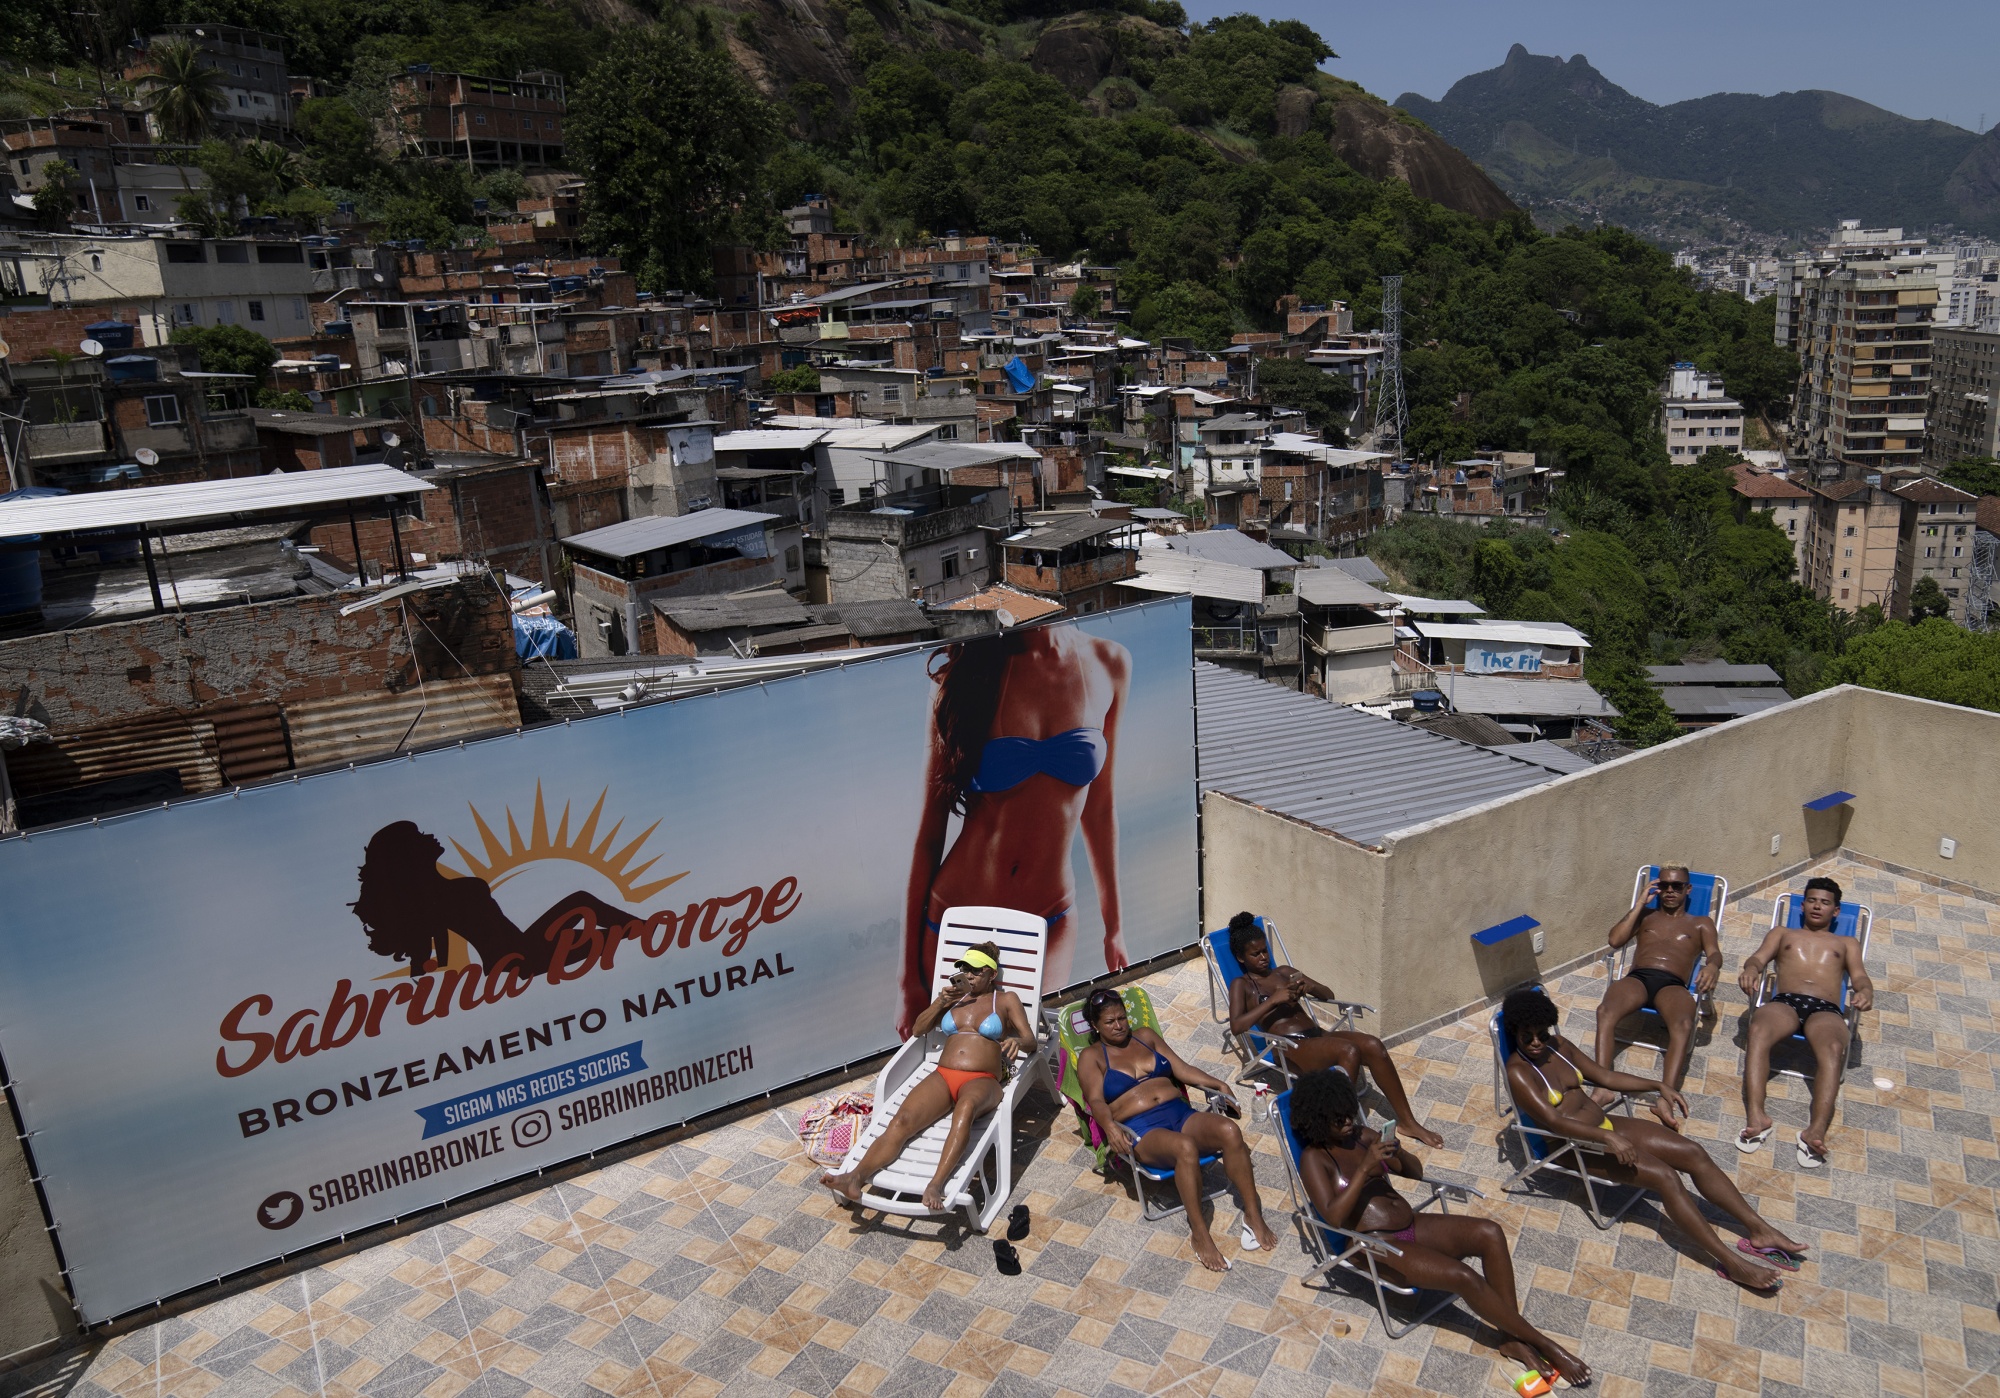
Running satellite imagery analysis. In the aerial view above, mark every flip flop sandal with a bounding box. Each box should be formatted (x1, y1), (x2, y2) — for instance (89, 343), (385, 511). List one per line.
(1239, 1222), (1262, 1251)
(1735, 1125), (1775, 1154)
(1736, 1238), (1804, 1272)
(993, 1240), (1022, 1276)
(1007, 1204), (1031, 1242)
(1796, 1135), (1827, 1169)
(1715, 1266), (1783, 1293)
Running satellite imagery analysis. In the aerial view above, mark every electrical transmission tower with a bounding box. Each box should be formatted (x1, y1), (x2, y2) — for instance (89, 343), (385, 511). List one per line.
(1372, 275), (1408, 459)
(1970, 530), (1997, 632)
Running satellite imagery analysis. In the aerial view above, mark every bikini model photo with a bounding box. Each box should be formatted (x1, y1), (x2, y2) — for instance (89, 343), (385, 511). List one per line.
(900, 624), (1131, 1034)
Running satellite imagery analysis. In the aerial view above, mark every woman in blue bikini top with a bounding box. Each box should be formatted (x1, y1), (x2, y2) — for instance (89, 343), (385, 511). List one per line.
(1075, 988), (1274, 1272)
(901, 625), (1132, 1035)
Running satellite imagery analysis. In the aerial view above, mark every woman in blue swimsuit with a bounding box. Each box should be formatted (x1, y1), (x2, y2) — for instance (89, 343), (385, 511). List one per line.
(901, 624), (1131, 1034)
(1076, 989), (1277, 1271)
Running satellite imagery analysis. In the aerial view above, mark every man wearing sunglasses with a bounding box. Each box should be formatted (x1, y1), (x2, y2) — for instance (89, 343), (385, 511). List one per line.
(1591, 864), (1719, 1127)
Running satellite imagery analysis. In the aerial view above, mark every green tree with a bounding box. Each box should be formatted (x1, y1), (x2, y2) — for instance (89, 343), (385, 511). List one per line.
(1939, 457), (2000, 497)
(568, 23), (781, 293)
(1817, 619), (2000, 712)
(1069, 285), (1102, 320)
(1590, 658), (1684, 747)
(295, 97), (383, 189)
(145, 37), (226, 148)
(1908, 576), (1952, 622)
(31, 158), (76, 229)
(169, 324), (279, 384)
(765, 365), (821, 394)
(1470, 538), (1523, 614)
(1253, 356), (1358, 442)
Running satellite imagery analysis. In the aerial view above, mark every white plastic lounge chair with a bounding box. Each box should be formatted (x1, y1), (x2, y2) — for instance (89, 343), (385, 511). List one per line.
(1749, 892), (1873, 1078)
(833, 905), (1053, 1231)
(1489, 989), (1642, 1230)
(1602, 865), (1729, 1061)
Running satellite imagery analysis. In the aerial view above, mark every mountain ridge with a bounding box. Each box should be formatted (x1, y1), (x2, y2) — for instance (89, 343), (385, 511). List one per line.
(1395, 44), (2000, 241)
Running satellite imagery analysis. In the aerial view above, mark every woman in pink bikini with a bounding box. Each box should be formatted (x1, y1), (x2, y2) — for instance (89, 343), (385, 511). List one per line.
(900, 625), (1130, 1034)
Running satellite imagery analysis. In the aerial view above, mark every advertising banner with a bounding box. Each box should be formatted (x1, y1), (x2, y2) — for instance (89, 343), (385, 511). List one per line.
(1465, 644), (1544, 675)
(0, 600), (1197, 1322)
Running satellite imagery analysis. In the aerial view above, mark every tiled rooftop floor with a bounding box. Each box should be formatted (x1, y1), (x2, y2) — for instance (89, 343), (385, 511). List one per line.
(8, 855), (1999, 1398)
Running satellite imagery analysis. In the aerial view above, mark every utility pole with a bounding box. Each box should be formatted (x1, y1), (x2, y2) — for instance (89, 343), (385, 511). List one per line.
(1372, 275), (1408, 460)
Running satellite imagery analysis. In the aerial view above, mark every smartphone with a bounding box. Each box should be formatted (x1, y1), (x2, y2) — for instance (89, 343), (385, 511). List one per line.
(1379, 1118), (1398, 1146)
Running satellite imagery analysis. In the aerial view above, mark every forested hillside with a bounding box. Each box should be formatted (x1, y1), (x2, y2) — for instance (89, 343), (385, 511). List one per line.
(1396, 45), (2000, 242)
(14, 0), (1984, 728)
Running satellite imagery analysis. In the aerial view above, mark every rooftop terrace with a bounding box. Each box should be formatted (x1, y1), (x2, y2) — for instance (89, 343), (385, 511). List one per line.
(4, 850), (1995, 1398)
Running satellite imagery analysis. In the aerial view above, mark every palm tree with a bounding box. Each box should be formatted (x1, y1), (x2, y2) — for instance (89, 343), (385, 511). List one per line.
(145, 36), (226, 148)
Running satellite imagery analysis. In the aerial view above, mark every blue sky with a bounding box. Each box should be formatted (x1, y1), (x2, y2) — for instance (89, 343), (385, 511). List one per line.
(1185, 0), (2000, 132)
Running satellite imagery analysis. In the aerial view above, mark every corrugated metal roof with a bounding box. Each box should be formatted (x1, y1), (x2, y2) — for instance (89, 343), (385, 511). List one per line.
(561, 507), (777, 559)
(1653, 685), (1793, 718)
(1411, 620), (1591, 648)
(1130, 554), (1265, 604)
(1194, 664), (1565, 846)
(1316, 556), (1388, 584)
(1387, 594), (1485, 614)
(713, 429), (829, 453)
(1430, 674), (1619, 718)
(1295, 570), (1397, 608)
(1644, 662), (1785, 685)
(1510, 739), (1599, 775)
(0, 464), (433, 537)
(1169, 531), (1299, 571)
(286, 674), (519, 770)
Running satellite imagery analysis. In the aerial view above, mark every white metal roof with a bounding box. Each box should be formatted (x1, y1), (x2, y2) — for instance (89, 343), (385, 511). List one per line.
(1168, 530), (1299, 572)
(713, 429), (829, 453)
(1264, 433), (1390, 467)
(1129, 553), (1266, 604)
(1388, 594), (1486, 615)
(1412, 620), (1591, 649)
(818, 425), (938, 451)
(1194, 664), (1568, 845)
(0, 464), (432, 537)
(562, 507), (777, 559)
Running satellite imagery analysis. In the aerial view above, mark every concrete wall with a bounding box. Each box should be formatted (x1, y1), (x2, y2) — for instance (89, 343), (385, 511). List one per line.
(1199, 684), (1992, 1040)
(0, 1085), (72, 1363)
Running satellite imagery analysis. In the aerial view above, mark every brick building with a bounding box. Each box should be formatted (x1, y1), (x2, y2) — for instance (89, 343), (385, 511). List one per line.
(390, 68), (566, 169)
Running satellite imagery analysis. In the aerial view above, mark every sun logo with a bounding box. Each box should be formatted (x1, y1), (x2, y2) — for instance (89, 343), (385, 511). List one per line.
(447, 783), (687, 904)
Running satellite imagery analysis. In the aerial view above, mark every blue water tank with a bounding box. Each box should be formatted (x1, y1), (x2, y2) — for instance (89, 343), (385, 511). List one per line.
(0, 487), (63, 616)
(322, 320), (353, 337)
(84, 320), (135, 351)
(105, 355), (158, 383)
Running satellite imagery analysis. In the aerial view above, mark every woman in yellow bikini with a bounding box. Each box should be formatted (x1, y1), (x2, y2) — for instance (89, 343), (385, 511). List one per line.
(1501, 988), (1805, 1292)
(900, 625), (1129, 1034)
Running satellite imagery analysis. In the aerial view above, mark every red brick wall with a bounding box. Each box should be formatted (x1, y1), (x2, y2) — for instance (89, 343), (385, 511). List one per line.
(0, 580), (517, 733)
(0, 304), (152, 357)
(308, 466), (553, 582)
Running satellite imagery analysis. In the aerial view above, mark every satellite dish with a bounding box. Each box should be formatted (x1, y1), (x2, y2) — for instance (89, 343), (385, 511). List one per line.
(80, 339), (105, 357)
(135, 448), (160, 466)
(0, 338), (11, 360)
(382, 431), (401, 448)
(372, 272), (385, 284)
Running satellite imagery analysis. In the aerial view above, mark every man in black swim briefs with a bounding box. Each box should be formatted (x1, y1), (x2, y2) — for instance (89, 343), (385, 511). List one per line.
(1592, 863), (1719, 1127)
(1737, 876), (1873, 1168)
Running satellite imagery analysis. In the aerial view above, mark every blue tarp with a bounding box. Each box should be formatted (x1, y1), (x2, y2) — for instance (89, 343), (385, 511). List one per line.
(513, 613), (578, 660)
(1002, 356), (1036, 394)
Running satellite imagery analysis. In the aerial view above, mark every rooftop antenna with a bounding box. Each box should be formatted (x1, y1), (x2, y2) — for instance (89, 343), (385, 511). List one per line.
(1372, 274), (1408, 460)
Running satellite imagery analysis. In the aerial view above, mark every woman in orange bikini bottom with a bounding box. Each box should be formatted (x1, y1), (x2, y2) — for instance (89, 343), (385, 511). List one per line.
(823, 944), (1036, 1211)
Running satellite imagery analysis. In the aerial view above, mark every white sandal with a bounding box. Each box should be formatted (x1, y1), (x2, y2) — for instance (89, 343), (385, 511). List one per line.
(1736, 1125), (1775, 1154)
(1796, 1134), (1827, 1169)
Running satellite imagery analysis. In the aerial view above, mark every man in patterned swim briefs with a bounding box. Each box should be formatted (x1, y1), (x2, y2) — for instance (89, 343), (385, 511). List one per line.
(1736, 877), (1874, 1168)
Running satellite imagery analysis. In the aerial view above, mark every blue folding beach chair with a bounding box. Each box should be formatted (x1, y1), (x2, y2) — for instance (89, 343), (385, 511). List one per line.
(1602, 865), (1729, 1060)
(1203, 915), (1369, 1090)
(1271, 1089), (1482, 1338)
(1750, 892), (1873, 1077)
(1489, 989), (1642, 1230)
